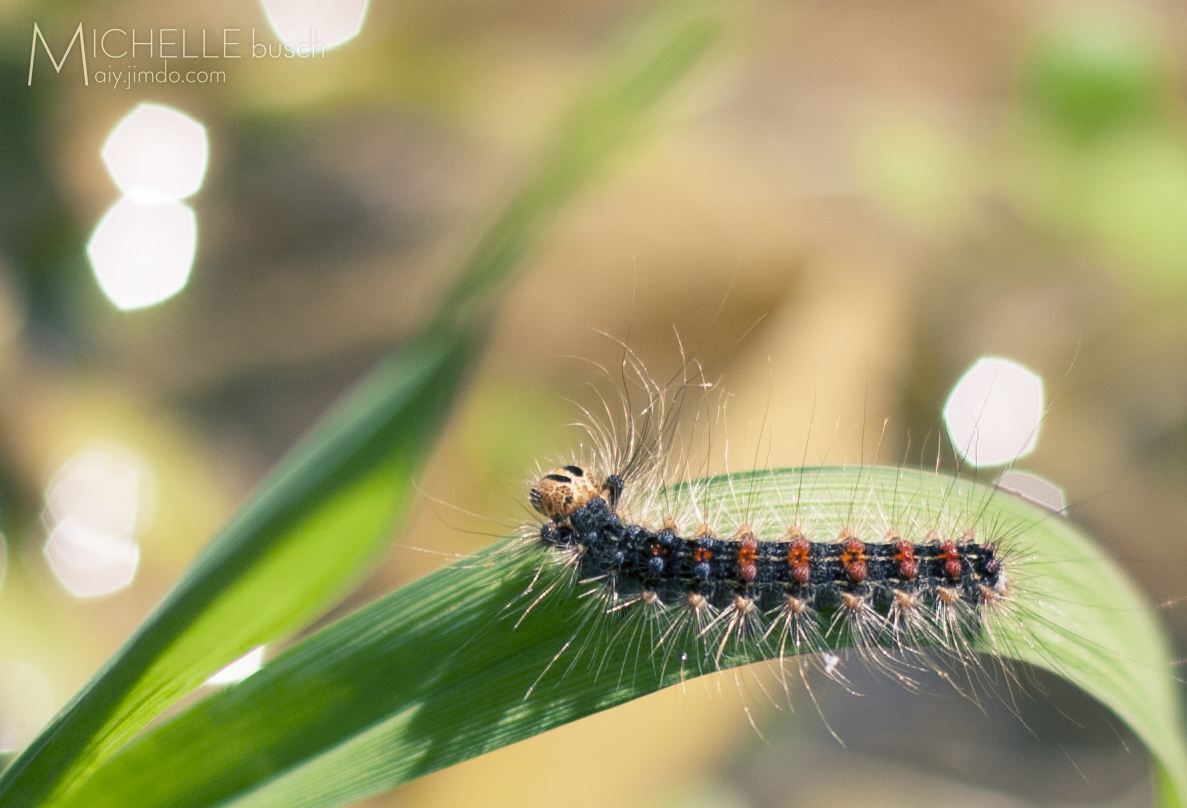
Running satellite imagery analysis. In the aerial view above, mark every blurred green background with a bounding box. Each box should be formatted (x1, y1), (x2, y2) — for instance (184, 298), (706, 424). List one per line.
(3, 0), (1187, 806)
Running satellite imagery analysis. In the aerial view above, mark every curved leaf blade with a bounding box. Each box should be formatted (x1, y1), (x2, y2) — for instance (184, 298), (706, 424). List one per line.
(65, 467), (1187, 808)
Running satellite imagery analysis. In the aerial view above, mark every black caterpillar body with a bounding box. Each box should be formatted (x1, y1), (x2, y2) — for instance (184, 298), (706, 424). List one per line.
(537, 476), (1004, 621)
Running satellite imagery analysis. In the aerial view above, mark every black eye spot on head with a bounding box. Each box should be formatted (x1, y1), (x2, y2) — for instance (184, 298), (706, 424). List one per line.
(563, 465), (585, 477)
(544, 473), (572, 483)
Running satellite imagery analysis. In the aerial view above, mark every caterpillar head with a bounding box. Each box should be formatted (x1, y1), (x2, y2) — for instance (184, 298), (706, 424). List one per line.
(530, 465), (622, 522)
(530, 465), (600, 522)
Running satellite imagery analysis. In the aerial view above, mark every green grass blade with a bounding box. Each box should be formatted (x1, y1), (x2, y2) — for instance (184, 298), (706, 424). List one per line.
(0, 4), (722, 806)
(63, 467), (1187, 808)
(0, 327), (480, 808)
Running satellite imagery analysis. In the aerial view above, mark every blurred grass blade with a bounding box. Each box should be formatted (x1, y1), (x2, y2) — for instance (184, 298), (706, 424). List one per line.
(0, 4), (722, 806)
(63, 467), (1187, 808)
(438, 0), (721, 321)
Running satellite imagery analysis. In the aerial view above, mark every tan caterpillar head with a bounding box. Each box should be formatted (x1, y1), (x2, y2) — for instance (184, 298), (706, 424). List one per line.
(530, 465), (602, 522)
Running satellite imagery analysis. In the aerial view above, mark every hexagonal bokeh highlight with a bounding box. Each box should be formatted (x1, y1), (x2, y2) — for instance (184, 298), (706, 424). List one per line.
(42, 445), (153, 599)
(87, 197), (197, 310)
(44, 446), (141, 538)
(101, 103), (208, 204)
(943, 357), (1044, 467)
(261, 0), (369, 51)
(43, 519), (141, 598)
(996, 470), (1066, 513)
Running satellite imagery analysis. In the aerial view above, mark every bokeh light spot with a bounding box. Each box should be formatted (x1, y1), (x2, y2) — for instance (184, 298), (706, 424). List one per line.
(997, 470), (1066, 513)
(87, 198), (197, 310)
(943, 357), (1044, 467)
(101, 103), (208, 204)
(44, 519), (140, 598)
(261, 0), (369, 51)
(42, 446), (153, 599)
(44, 447), (141, 537)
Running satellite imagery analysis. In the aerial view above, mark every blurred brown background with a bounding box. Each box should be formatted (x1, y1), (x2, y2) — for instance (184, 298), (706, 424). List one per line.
(3, 0), (1187, 805)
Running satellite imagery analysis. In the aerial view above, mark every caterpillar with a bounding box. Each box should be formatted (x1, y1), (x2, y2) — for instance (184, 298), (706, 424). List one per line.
(512, 355), (1031, 695)
(530, 462), (1008, 658)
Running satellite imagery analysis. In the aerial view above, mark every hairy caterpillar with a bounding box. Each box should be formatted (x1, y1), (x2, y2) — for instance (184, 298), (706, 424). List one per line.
(529, 461), (1009, 676)
(489, 353), (1185, 808)
(517, 355), (1023, 694)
